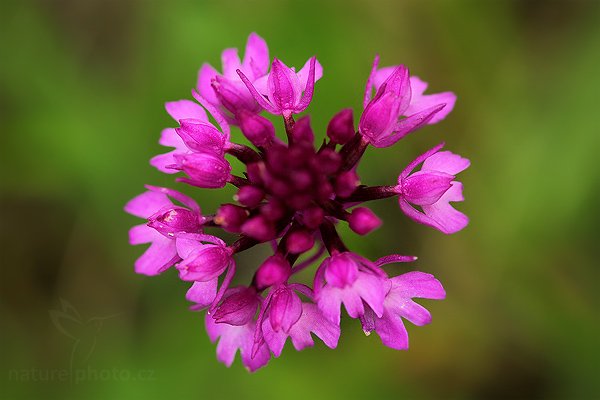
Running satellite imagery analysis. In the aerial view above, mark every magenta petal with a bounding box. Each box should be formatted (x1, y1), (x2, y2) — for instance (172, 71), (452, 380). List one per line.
(401, 170), (454, 206)
(373, 310), (409, 350)
(252, 75), (269, 96)
(150, 152), (180, 174)
(374, 254), (417, 267)
(206, 315), (270, 371)
(406, 77), (456, 124)
(177, 245), (231, 281)
(261, 318), (287, 357)
(124, 190), (171, 219)
(294, 57), (317, 113)
(372, 66), (397, 90)
(242, 32), (270, 79)
(340, 288), (365, 319)
(241, 328), (270, 372)
(422, 150), (470, 175)
(186, 279), (218, 309)
(174, 152), (231, 189)
(269, 287), (302, 333)
(176, 119), (228, 155)
(359, 91), (399, 146)
(372, 104), (445, 148)
(399, 197), (438, 230)
(398, 142), (446, 181)
(385, 280), (433, 326)
(381, 65), (412, 114)
(421, 182), (468, 234)
(205, 314), (241, 367)
(324, 254), (358, 288)
(133, 231), (179, 275)
(213, 287), (260, 326)
(144, 185), (201, 214)
(129, 224), (154, 245)
(316, 286), (343, 325)
(267, 58), (300, 112)
(363, 55), (380, 109)
(391, 271), (446, 299)
(197, 64), (220, 105)
(408, 75), (428, 96)
(151, 129), (188, 174)
(353, 272), (385, 318)
(236, 69), (279, 114)
(396, 299), (432, 326)
(289, 303), (340, 351)
(297, 56), (323, 89)
(158, 127), (183, 148)
(175, 236), (204, 259)
(165, 99), (207, 123)
(263, 302), (340, 357)
(221, 48), (241, 78)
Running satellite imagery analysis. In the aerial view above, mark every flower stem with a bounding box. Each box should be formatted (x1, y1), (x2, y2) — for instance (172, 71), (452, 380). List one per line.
(341, 185), (398, 203)
(319, 219), (348, 255)
(339, 133), (369, 171)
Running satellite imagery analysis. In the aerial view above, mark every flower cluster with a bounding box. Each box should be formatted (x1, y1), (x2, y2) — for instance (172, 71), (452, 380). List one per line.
(125, 33), (469, 371)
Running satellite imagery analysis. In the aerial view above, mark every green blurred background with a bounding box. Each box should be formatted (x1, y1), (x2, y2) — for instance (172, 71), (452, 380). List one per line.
(1, 0), (599, 399)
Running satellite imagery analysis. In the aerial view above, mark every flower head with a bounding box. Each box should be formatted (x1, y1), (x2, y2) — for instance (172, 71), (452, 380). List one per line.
(238, 57), (323, 117)
(315, 252), (388, 325)
(126, 33), (468, 371)
(359, 56), (455, 148)
(360, 272), (445, 350)
(396, 143), (470, 234)
(197, 32), (270, 122)
(125, 186), (203, 275)
(150, 100), (209, 173)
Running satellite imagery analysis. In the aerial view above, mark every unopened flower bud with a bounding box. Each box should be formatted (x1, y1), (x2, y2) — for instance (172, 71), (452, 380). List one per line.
(148, 206), (202, 237)
(215, 204), (248, 233)
(241, 215), (276, 241)
(254, 255), (290, 290)
(213, 286), (260, 326)
(286, 230), (315, 254)
(173, 153), (231, 188)
(291, 115), (314, 143)
(335, 170), (360, 198)
(235, 186), (264, 208)
(347, 207), (382, 235)
(327, 108), (355, 144)
(238, 110), (276, 147)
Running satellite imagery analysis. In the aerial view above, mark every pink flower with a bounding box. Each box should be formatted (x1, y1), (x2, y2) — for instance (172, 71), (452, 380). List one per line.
(267, 284), (303, 333)
(314, 252), (388, 325)
(359, 56), (456, 147)
(150, 100), (209, 173)
(347, 207), (382, 235)
(197, 32), (270, 120)
(175, 118), (231, 156)
(238, 57), (323, 117)
(128, 34), (467, 370)
(373, 67), (456, 125)
(360, 271), (445, 350)
(171, 152), (232, 189)
(396, 143), (470, 234)
(178, 233), (237, 311)
(175, 234), (233, 282)
(212, 286), (261, 326)
(262, 302), (340, 357)
(124, 186), (202, 275)
(205, 313), (270, 372)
